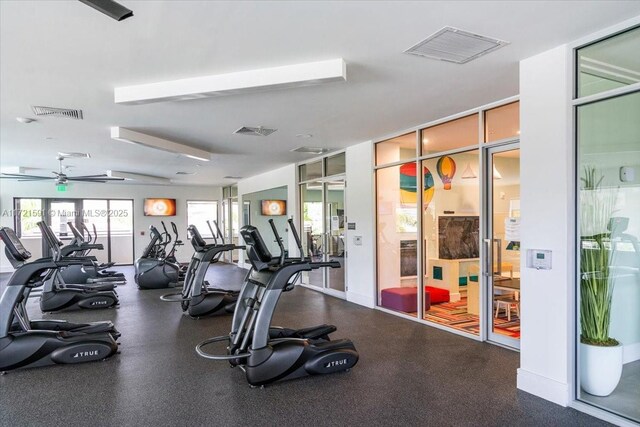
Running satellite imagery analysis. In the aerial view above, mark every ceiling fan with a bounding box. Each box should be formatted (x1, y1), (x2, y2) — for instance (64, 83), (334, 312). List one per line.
(1, 153), (125, 184)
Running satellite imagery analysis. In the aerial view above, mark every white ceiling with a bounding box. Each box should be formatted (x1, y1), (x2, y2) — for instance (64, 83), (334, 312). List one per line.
(1, 1), (639, 186)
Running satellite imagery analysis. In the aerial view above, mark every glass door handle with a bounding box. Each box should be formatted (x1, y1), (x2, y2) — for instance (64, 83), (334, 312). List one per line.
(483, 239), (492, 277)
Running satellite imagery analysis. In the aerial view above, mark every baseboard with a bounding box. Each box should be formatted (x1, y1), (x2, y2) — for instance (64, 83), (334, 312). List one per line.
(517, 368), (571, 407)
(346, 291), (375, 308)
(623, 342), (640, 364)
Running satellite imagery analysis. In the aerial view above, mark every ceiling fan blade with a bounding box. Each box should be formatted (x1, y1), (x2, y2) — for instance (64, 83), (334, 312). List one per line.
(2, 173), (50, 178)
(19, 178), (54, 182)
(70, 179), (108, 183)
(70, 174), (109, 178)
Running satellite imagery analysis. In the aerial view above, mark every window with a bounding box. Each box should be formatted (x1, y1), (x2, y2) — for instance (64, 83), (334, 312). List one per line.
(187, 201), (219, 238)
(299, 160), (323, 181)
(422, 114), (478, 155)
(13, 197), (134, 265)
(484, 101), (520, 142)
(325, 152), (346, 176)
(577, 26), (640, 98)
(375, 132), (416, 166)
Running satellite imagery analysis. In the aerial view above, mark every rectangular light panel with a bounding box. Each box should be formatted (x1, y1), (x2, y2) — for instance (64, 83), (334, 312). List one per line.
(114, 58), (347, 105)
(110, 127), (211, 161)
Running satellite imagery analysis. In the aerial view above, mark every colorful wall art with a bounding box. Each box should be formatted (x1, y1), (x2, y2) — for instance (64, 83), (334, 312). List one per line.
(399, 162), (434, 206)
(436, 156), (457, 190)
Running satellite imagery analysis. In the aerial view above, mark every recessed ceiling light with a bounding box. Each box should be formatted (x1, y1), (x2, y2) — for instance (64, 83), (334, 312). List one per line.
(16, 117), (36, 124)
(296, 134), (313, 138)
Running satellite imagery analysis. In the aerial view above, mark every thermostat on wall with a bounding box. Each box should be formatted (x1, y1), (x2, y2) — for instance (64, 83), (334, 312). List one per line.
(526, 249), (552, 270)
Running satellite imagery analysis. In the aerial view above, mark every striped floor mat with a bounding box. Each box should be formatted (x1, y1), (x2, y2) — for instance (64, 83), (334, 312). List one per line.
(423, 297), (521, 338)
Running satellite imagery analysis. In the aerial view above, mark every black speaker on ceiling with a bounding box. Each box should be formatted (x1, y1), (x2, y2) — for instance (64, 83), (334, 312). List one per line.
(78, 0), (133, 21)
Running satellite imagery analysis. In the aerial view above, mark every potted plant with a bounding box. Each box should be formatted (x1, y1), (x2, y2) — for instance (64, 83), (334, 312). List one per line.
(579, 166), (622, 396)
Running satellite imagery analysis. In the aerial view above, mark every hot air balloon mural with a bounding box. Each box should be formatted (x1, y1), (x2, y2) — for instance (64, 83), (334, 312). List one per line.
(399, 162), (434, 207)
(436, 156), (457, 190)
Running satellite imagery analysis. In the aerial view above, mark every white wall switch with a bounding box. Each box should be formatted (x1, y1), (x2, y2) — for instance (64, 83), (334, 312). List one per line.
(526, 249), (552, 270)
(620, 166), (635, 182)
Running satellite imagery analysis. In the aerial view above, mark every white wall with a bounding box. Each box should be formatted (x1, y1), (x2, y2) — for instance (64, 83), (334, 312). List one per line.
(0, 180), (222, 272)
(237, 164), (297, 267)
(517, 44), (574, 406)
(345, 141), (376, 307)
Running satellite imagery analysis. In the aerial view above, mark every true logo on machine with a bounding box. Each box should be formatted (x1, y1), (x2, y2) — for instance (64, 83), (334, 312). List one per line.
(91, 300), (109, 306)
(324, 359), (348, 368)
(72, 350), (99, 358)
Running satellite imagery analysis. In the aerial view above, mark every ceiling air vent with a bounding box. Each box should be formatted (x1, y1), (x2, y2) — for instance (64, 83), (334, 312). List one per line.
(32, 105), (84, 120)
(233, 126), (277, 137)
(224, 175), (243, 179)
(404, 27), (509, 64)
(291, 146), (330, 155)
(57, 152), (91, 159)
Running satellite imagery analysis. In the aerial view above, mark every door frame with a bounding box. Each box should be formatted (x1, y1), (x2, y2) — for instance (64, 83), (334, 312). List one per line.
(483, 141), (521, 349)
(299, 174), (347, 299)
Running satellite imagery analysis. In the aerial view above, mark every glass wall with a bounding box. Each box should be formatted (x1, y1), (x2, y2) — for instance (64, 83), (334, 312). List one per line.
(575, 26), (639, 423)
(376, 163), (419, 316)
(375, 100), (520, 342)
(298, 152), (347, 295)
(421, 150), (480, 335)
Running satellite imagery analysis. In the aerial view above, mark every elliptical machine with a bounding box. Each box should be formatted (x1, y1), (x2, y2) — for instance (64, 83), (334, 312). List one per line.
(160, 223), (243, 317)
(61, 221), (125, 283)
(0, 227), (119, 372)
(1, 228), (120, 340)
(135, 224), (181, 289)
(37, 222), (120, 312)
(196, 218), (358, 386)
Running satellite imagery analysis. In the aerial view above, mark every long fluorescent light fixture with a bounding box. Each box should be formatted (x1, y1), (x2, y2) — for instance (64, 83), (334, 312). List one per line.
(110, 127), (211, 162)
(107, 170), (171, 184)
(114, 58), (347, 105)
(78, 0), (133, 22)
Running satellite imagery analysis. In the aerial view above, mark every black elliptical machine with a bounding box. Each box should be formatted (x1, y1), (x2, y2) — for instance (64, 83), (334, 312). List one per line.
(37, 222), (120, 312)
(196, 218), (358, 386)
(160, 222), (243, 317)
(0, 227), (119, 372)
(164, 222), (188, 281)
(134, 224), (181, 289)
(55, 221), (126, 285)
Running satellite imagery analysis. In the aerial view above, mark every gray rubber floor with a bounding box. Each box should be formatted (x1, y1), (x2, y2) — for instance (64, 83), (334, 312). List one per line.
(0, 265), (609, 426)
